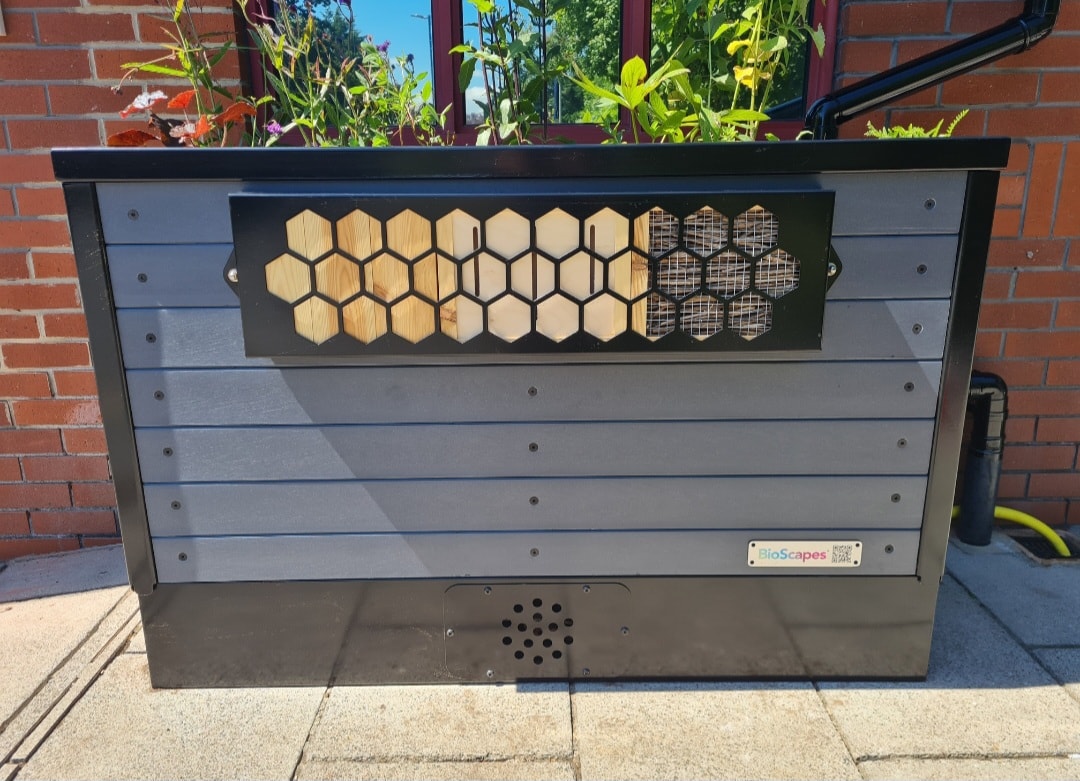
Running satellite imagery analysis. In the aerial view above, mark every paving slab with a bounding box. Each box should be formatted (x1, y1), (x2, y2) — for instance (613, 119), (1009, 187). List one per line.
(296, 759), (576, 780)
(947, 535), (1080, 646)
(0, 586), (126, 739)
(858, 756), (1080, 780)
(818, 576), (1080, 759)
(124, 624), (147, 654)
(0, 546), (126, 602)
(18, 654), (324, 781)
(304, 684), (571, 763)
(1036, 649), (1080, 703)
(571, 681), (859, 780)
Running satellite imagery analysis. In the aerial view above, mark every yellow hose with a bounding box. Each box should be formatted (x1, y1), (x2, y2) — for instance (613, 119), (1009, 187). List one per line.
(951, 505), (1072, 558)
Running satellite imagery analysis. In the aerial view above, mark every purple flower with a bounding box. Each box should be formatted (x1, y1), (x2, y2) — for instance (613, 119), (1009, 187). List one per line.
(266, 121), (283, 136)
(377, 39), (391, 53)
(406, 53), (414, 64)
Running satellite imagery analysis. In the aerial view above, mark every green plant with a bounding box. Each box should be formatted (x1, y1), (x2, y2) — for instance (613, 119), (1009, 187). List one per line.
(864, 109), (970, 139)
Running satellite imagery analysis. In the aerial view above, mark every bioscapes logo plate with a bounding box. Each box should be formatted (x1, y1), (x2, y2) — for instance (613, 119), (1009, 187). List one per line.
(748, 540), (862, 568)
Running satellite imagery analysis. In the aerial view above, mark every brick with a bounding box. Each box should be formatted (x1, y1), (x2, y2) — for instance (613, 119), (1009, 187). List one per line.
(1005, 416), (1037, 443)
(1037, 417), (1080, 443)
(54, 370), (98, 397)
(969, 359), (1046, 387)
(1013, 270), (1080, 298)
(43, 313), (88, 338)
(92, 47), (178, 81)
(974, 330), (1003, 358)
(0, 483), (71, 509)
(1071, 502), (1080, 525)
(0, 192), (14, 218)
(37, 12), (135, 44)
(992, 207), (1021, 238)
(0, 49), (92, 81)
(32, 253), (77, 279)
(942, 72), (1039, 106)
(135, 10), (238, 46)
(896, 38), (958, 65)
(63, 428), (107, 454)
(995, 473), (1028, 499)
(838, 40), (893, 74)
(0, 538), (80, 562)
(1023, 143), (1064, 237)
(0, 219), (73, 251)
(6, 120), (100, 150)
(0, 458), (23, 481)
(994, 500), (1068, 525)
(0, 154), (55, 187)
(0, 253), (31, 280)
(996, 175), (1025, 207)
(15, 188), (68, 218)
(1006, 387), (1080, 415)
(82, 536), (122, 548)
(0, 511), (30, 536)
(1058, 301), (1080, 327)
(3, 0), (80, 8)
(978, 301), (1054, 330)
(843, 2), (948, 35)
(2, 342), (90, 369)
(0, 429), (62, 455)
(12, 399), (101, 427)
(949, 0), (1017, 32)
(71, 481), (116, 507)
(1004, 331), (1080, 358)
(0, 314), (41, 339)
(1041, 71), (1080, 104)
(0, 282), (80, 310)
(0, 86), (49, 117)
(1056, 142), (1080, 237)
(47, 85), (133, 116)
(1048, 361), (1080, 386)
(22, 455), (110, 481)
(0, 404), (11, 427)
(30, 509), (117, 535)
(988, 239), (1067, 269)
(1029, 472), (1080, 498)
(981, 271), (1013, 299)
(988, 107), (1080, 138)
(1002, 444), (1078, 472)
(0, 10), (38, 42)
(998, 36), (1080, 69)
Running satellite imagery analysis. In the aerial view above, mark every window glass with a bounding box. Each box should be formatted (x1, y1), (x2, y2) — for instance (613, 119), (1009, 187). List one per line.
(459, 0), (622, 126)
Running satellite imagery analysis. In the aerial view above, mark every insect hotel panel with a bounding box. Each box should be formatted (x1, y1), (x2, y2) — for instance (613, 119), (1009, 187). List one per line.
(54, 141), (1007, 685)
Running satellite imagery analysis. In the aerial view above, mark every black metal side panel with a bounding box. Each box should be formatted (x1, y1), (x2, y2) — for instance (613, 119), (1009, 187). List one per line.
(139, 576), (936, 686)
(62, 183), (157, 595)
(231, 191), (835, 356)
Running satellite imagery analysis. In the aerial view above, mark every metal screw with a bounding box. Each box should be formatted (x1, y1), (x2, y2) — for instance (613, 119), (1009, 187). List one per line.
(486, 669), (494, 679)
(170, 500), (182, 510)
(916, 264), (928, 275)
(911, 323), (923, 335)
(904, 382), (915, 392)
(529, 496), (539, 506)
(885, 544), (895, 554)
(145, 333), (157, 343)
(528, 386), (538, 397)
(226, 268), (239, 284)
(162, 447), (174, 457)
(529, 548), (540, 557)
(827, 262), (838, 277)
(137, 273), (148, 283)
(582, 668), (591, 677)
(127, 209), (139, 221)
(528, 442), (539, 452)
(891, 493), (901, 503)
(897, 438), (907, 449)
(446, 628), (455, 638)
(153, 390), (165, 401)
(582, 585), (590, 593)
(178, 552), (187, 561)
(483, 586), (492, 595)
(620, 626), (630, 636)
(924, 198), (936, 211)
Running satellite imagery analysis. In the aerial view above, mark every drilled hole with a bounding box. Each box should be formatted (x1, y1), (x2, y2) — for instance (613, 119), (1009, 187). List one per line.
(564, 618), (574, 628)
(533, 656), (544, 666)
(552, 650), (563, 660)
(564, 636), (574, 645)
(524, 638), (534, 648)
(513, 604), (523, 613)
(543, 639), (553, 648)
(552, 604), (562, 613)
(532, 612), (543, 622)
(548, 622), (558, 632)
(533, 627), (543, 637)
(515, 651), (524, 660)
(517, 623), (527, 632)
(501, 619), (512, 628)
(502, 636), (512, 645)
(532, 598), (542, 607)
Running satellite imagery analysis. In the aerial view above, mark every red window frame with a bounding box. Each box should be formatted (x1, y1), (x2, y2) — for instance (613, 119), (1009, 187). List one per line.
(244, 0), (839, 144)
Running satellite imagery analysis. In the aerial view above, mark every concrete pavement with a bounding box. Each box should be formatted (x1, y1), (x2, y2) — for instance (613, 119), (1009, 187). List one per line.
(2, 534), (1080, 781)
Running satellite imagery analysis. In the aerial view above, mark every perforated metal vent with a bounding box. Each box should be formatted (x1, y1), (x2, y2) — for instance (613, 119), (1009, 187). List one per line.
(501, 598), (574, 666)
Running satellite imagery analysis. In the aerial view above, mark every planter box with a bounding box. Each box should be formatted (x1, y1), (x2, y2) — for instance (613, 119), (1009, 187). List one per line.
(53, 139), (1008, 686)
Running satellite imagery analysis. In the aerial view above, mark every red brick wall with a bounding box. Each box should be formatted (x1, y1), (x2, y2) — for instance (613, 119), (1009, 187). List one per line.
(0, 0), (1077, 562)
(838, 0), (1080, 527)
(0, 0), (242, 560)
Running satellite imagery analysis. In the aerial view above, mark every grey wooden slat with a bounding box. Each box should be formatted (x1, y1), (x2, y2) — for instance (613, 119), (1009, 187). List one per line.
(126, 362), (942, 426)
(117, 300), (950, 369)
(828, 236), (957, 300)
(96, 173), (965, 245)
(151, 529), (920, 581)
(144, 476), (929, 536)
(134, 419), (934, 482)
(108, 245), (237, 308)
(106, 236), (958, 310)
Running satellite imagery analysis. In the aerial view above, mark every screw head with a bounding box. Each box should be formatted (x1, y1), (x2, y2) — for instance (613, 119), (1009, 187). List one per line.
(127, 209), (139, 220)
(178, 552), (187, 561)
(582, 668), (591, 677)
(170, 500), (182, 510)
(924, 198), (936, 211)
(891, 493), (901, 503)
(529, 548), (540, 558)
(145, 333), (157, 343)
(827, 262), (838, 277)
(226, 268), (239, 284)
(529, 496), (539, 506)
(486, 669), (494, 679)
(153, 390), (165, 400)
(527, 386), (538, 397)
(582, 585), (590, 593)
(912, 323), (923, 335)
(137, 273), (148, 283)
(897, 438), (908, 449)
(621, 626), (630, 636)
(162, 447), (174, 457)
(885, 544), (895, 554)
(916, 264), (928, 275)
(446, 628), (455, 638)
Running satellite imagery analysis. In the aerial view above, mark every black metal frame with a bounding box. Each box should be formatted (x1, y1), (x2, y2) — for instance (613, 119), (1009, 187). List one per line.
(54, 139), (1007, 683)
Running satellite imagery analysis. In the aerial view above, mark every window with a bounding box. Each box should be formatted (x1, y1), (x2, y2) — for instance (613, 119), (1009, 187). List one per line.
(255, 0), (838, 142)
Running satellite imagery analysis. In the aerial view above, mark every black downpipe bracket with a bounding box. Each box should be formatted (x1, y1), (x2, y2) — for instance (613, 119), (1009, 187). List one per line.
(957, 371), (1009, 546)
(805, 0), (1059, 138)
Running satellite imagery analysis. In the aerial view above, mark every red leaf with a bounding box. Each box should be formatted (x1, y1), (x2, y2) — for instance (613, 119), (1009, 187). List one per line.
(118, 90), (168, 119)
(167, 89), (197, 110)
(107, 129), (161, 147)
(214, 102), (257, 127)
(193, 115), (213, 138)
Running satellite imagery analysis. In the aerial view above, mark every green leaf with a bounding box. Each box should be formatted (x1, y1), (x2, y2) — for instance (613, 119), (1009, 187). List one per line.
(808, 23), (826, 57)
(449, 44), (473, 54)
(122, 62), (188, 77)
(208, 40), (234, 68)
(761, 35), (788, 54)
(620, 56), (648, 88)
(721, 108), (770, 122)
(476, 127), (493, 146)
(172, 0), (185, 23)
(466, 0), (496, 13)
(458, 57), (477, 92)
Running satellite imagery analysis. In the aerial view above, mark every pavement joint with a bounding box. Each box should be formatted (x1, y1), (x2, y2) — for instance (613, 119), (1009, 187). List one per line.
(812, 680), (866, 779)
(568, 683), (582, 781)
(291, 688), (334, 781)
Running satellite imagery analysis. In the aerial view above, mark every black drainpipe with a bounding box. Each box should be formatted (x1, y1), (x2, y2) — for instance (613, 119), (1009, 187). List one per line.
(805, 0), (1060, 138)
(956, 372), (1009, 546)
